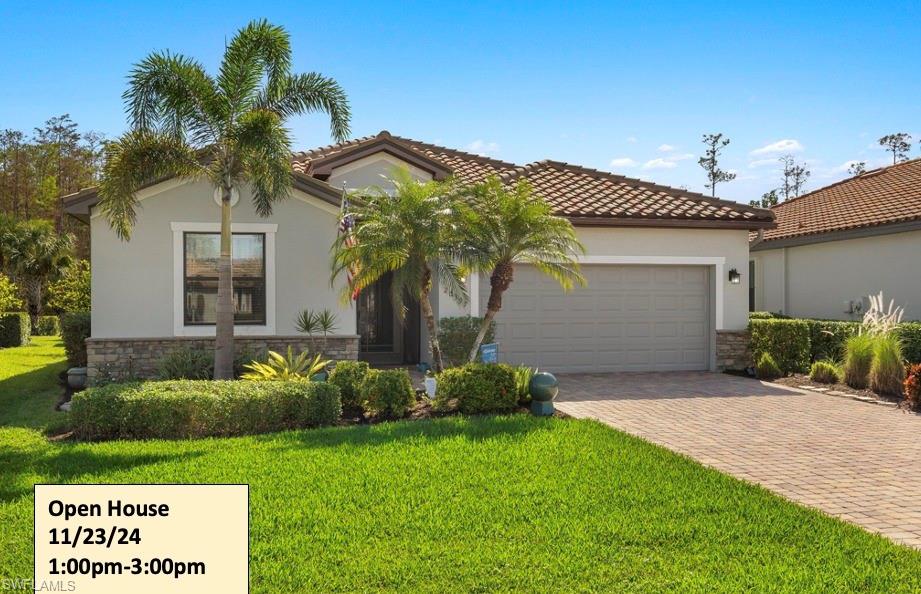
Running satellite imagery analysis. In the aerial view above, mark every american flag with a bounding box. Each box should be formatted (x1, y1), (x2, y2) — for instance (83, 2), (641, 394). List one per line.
(338, 188), (360, 300)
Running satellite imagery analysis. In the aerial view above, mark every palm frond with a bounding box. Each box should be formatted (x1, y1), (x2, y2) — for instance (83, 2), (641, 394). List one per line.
(97, 130), (203, 240)
(124, 51), (221, 145)
(258, 72), (351, 142)
(218, 19), (291, 117)
(235, 109), (293, 216)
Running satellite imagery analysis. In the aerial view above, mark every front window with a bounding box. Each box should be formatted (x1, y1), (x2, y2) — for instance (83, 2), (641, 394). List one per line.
(184, 232), (266, 325)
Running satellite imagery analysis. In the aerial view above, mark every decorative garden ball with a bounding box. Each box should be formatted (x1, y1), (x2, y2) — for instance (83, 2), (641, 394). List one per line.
(529, 372), (559, 416)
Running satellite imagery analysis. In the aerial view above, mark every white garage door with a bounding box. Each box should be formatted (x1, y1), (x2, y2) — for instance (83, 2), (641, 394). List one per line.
(482, 264), (710, 372)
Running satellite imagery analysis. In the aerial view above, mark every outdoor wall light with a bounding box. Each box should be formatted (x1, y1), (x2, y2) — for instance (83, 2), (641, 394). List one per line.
(728, 268), (741, 284)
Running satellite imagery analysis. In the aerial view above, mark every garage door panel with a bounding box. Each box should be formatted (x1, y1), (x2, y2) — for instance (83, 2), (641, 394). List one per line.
(479, 264), (710, 373)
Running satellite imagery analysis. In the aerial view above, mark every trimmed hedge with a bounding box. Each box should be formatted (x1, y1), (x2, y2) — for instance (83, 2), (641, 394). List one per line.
(438, 316), (496, 367)
(436, 363), (517, 414)
(749, 319), (810, 375)
(0, 312), (30, 347)
(60, 312), (91, 366)
(895, 322), (921, 364)
(33, 315), (61, 336)
(804, 320), (859, 362)
(328, 360), (370, 411)
(749, 311), (789, 320)
(360, 369), (415, 417)
(70, 379), (341, 440)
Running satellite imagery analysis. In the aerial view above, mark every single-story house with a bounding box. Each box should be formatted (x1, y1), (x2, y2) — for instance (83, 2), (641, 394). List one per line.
(750, 158), (921, 320)
(64, 130), (774, 377)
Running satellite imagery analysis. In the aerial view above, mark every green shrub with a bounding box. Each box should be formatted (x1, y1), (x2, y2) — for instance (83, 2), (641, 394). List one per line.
(436, 363), (517, 414)
(33, 315), (61, 336)
(60, 312), (90, 366)
(749, 311), (789, 320)
(805, 320), (859, 362)
(157, 346), (213, 380)
(241, 347), (330, 381)
(843, 334), (874, 389)
(0, 312), (30, 347)
(70, 379), (341, 440)
(895, 322), (921, 364)
(437, 316), (495, 366)
(46, 259), (90, 313)
(809, 360), (840, 384)
(513, 365), (537, 404)
(0, 273), (22, 311)
(360, 369), (415, 417)
(755, 352), (782, 380)
(328, 360), (370, 411)
(869, 334), (905, 397)
(749, 319), (810, 375)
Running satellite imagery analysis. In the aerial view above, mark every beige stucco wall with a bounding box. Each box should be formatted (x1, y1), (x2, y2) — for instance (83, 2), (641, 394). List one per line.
(328, 154), (432, 193)
(753, 229), (921, 321)
(437, 226), (752, 331)
(90, 179), (356, 339)
(750, 248), (785, 313)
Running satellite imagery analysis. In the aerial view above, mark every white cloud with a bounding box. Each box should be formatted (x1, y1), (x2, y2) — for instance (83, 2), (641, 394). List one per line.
(748, 158), (779, 169)
(750, 139), (804, 156)
(465, 140), (500, 156)
(669, 152), (694, 162)
(609, 157), (638, 168)
(658, 144), (675, 152)
(832, 159), (863, 173)
(643, 158), (678, 170)
(626, 136), (638, 144)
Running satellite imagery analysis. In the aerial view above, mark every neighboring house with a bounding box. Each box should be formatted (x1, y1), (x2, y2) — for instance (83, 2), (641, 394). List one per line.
(64, 130), (773, 376)
(750, 158), (921, 320)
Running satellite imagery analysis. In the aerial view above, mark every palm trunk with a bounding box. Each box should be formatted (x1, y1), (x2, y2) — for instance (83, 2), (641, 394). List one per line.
(213, 184), (235, 379)
(419, 265), (445, 372)
(26, 279), (42, 332)
(467, 263), (514, 363)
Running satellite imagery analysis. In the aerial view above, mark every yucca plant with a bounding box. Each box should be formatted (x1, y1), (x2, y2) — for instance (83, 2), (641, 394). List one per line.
(240, 346), (330, 381)
(869, 334), (905, 396)
(513, 365), (537, 403)
(843, 334), (875, 389)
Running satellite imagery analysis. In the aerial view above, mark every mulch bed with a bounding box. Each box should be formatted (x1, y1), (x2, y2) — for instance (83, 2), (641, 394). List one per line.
(770, 373), (909, 409)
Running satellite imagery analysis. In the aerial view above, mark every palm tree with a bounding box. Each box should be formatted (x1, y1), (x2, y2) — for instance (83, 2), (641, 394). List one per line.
(1, 220), (73, 329)
(97, 20), (350, 378)
(331, 169), (466, 372)
(458, 176), (586, 362)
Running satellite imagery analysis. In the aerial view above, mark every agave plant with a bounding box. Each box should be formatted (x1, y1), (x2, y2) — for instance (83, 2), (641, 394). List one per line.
(240, 346), (331, 381)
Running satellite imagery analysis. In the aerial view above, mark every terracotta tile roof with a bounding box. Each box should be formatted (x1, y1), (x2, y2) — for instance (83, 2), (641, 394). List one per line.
(503, 160), (773, 226)
(293, 131), (772, 228)
(757, 158), (921, 243)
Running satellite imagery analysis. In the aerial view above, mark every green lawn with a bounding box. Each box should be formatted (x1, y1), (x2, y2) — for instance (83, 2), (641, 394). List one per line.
(0, 336), (67, 428)
(1, 342), (920, 592)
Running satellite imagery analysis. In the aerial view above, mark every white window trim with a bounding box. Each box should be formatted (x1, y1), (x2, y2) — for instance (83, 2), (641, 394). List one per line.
(171, 222), (277, 337)
(469, 255), (727, 330)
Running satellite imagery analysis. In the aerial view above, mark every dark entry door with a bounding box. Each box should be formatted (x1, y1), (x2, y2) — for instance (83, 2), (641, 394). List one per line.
(357, 272), (420, 365)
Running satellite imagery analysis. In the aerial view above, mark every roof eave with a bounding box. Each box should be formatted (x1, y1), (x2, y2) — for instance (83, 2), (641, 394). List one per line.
(568, 216), (776, 231)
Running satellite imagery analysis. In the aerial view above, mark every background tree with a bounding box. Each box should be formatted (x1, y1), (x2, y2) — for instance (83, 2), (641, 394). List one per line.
(331, 170), (465, 372)
(779, 154), (810, 200)
(749, 189), (779, 208)
(847, 161), (867, 176)
(97, 19), (350, 378)
(878, 133), (912, 164)
(698, 133), (736, 197)
(1, 219), (73, 328)
(46, 259), (91, 313)
(456, 176), (585, 362)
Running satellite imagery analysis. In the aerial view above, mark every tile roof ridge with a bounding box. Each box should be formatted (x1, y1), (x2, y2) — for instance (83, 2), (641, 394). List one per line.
(387, 134), (519, 170)
(532, 160), (772, 219)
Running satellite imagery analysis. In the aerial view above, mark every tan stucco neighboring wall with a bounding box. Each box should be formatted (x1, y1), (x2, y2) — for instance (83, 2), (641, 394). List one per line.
(328, 154), (432, 192)
(750, 248), (785, 313)
(90, 179), (356, 339)
(753, 229), (921, 320)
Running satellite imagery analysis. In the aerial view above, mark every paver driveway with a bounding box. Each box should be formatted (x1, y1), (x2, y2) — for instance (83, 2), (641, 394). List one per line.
(556, 371), (921, 549)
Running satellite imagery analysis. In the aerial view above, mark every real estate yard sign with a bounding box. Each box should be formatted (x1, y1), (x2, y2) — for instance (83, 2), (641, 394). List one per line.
(479, 343), (498, 364)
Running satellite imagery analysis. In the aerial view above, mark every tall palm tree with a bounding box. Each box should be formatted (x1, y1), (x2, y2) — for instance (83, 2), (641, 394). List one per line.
(331, 169), (466, 372)
(458, 176), (586, 362)
(98, 19), (350, 378)
(1, 219), (73, 329)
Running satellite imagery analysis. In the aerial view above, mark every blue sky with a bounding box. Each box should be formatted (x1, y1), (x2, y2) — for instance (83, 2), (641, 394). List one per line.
(2, 1), (919, 203)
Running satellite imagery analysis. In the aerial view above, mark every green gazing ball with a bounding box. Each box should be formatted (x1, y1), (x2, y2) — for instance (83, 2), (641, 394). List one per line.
(529, 372), (559, 402)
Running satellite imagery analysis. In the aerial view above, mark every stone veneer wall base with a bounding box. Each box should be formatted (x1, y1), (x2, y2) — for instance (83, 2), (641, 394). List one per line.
(86, 335), (360, 381)
(715, 330), (751, 371)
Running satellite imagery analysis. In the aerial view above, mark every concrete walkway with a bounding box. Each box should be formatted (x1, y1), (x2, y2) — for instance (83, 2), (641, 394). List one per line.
(555, 371), (921, 549)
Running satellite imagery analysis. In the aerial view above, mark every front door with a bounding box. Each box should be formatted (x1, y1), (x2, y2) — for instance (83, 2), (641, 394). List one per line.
(357, 272), (420, 365)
